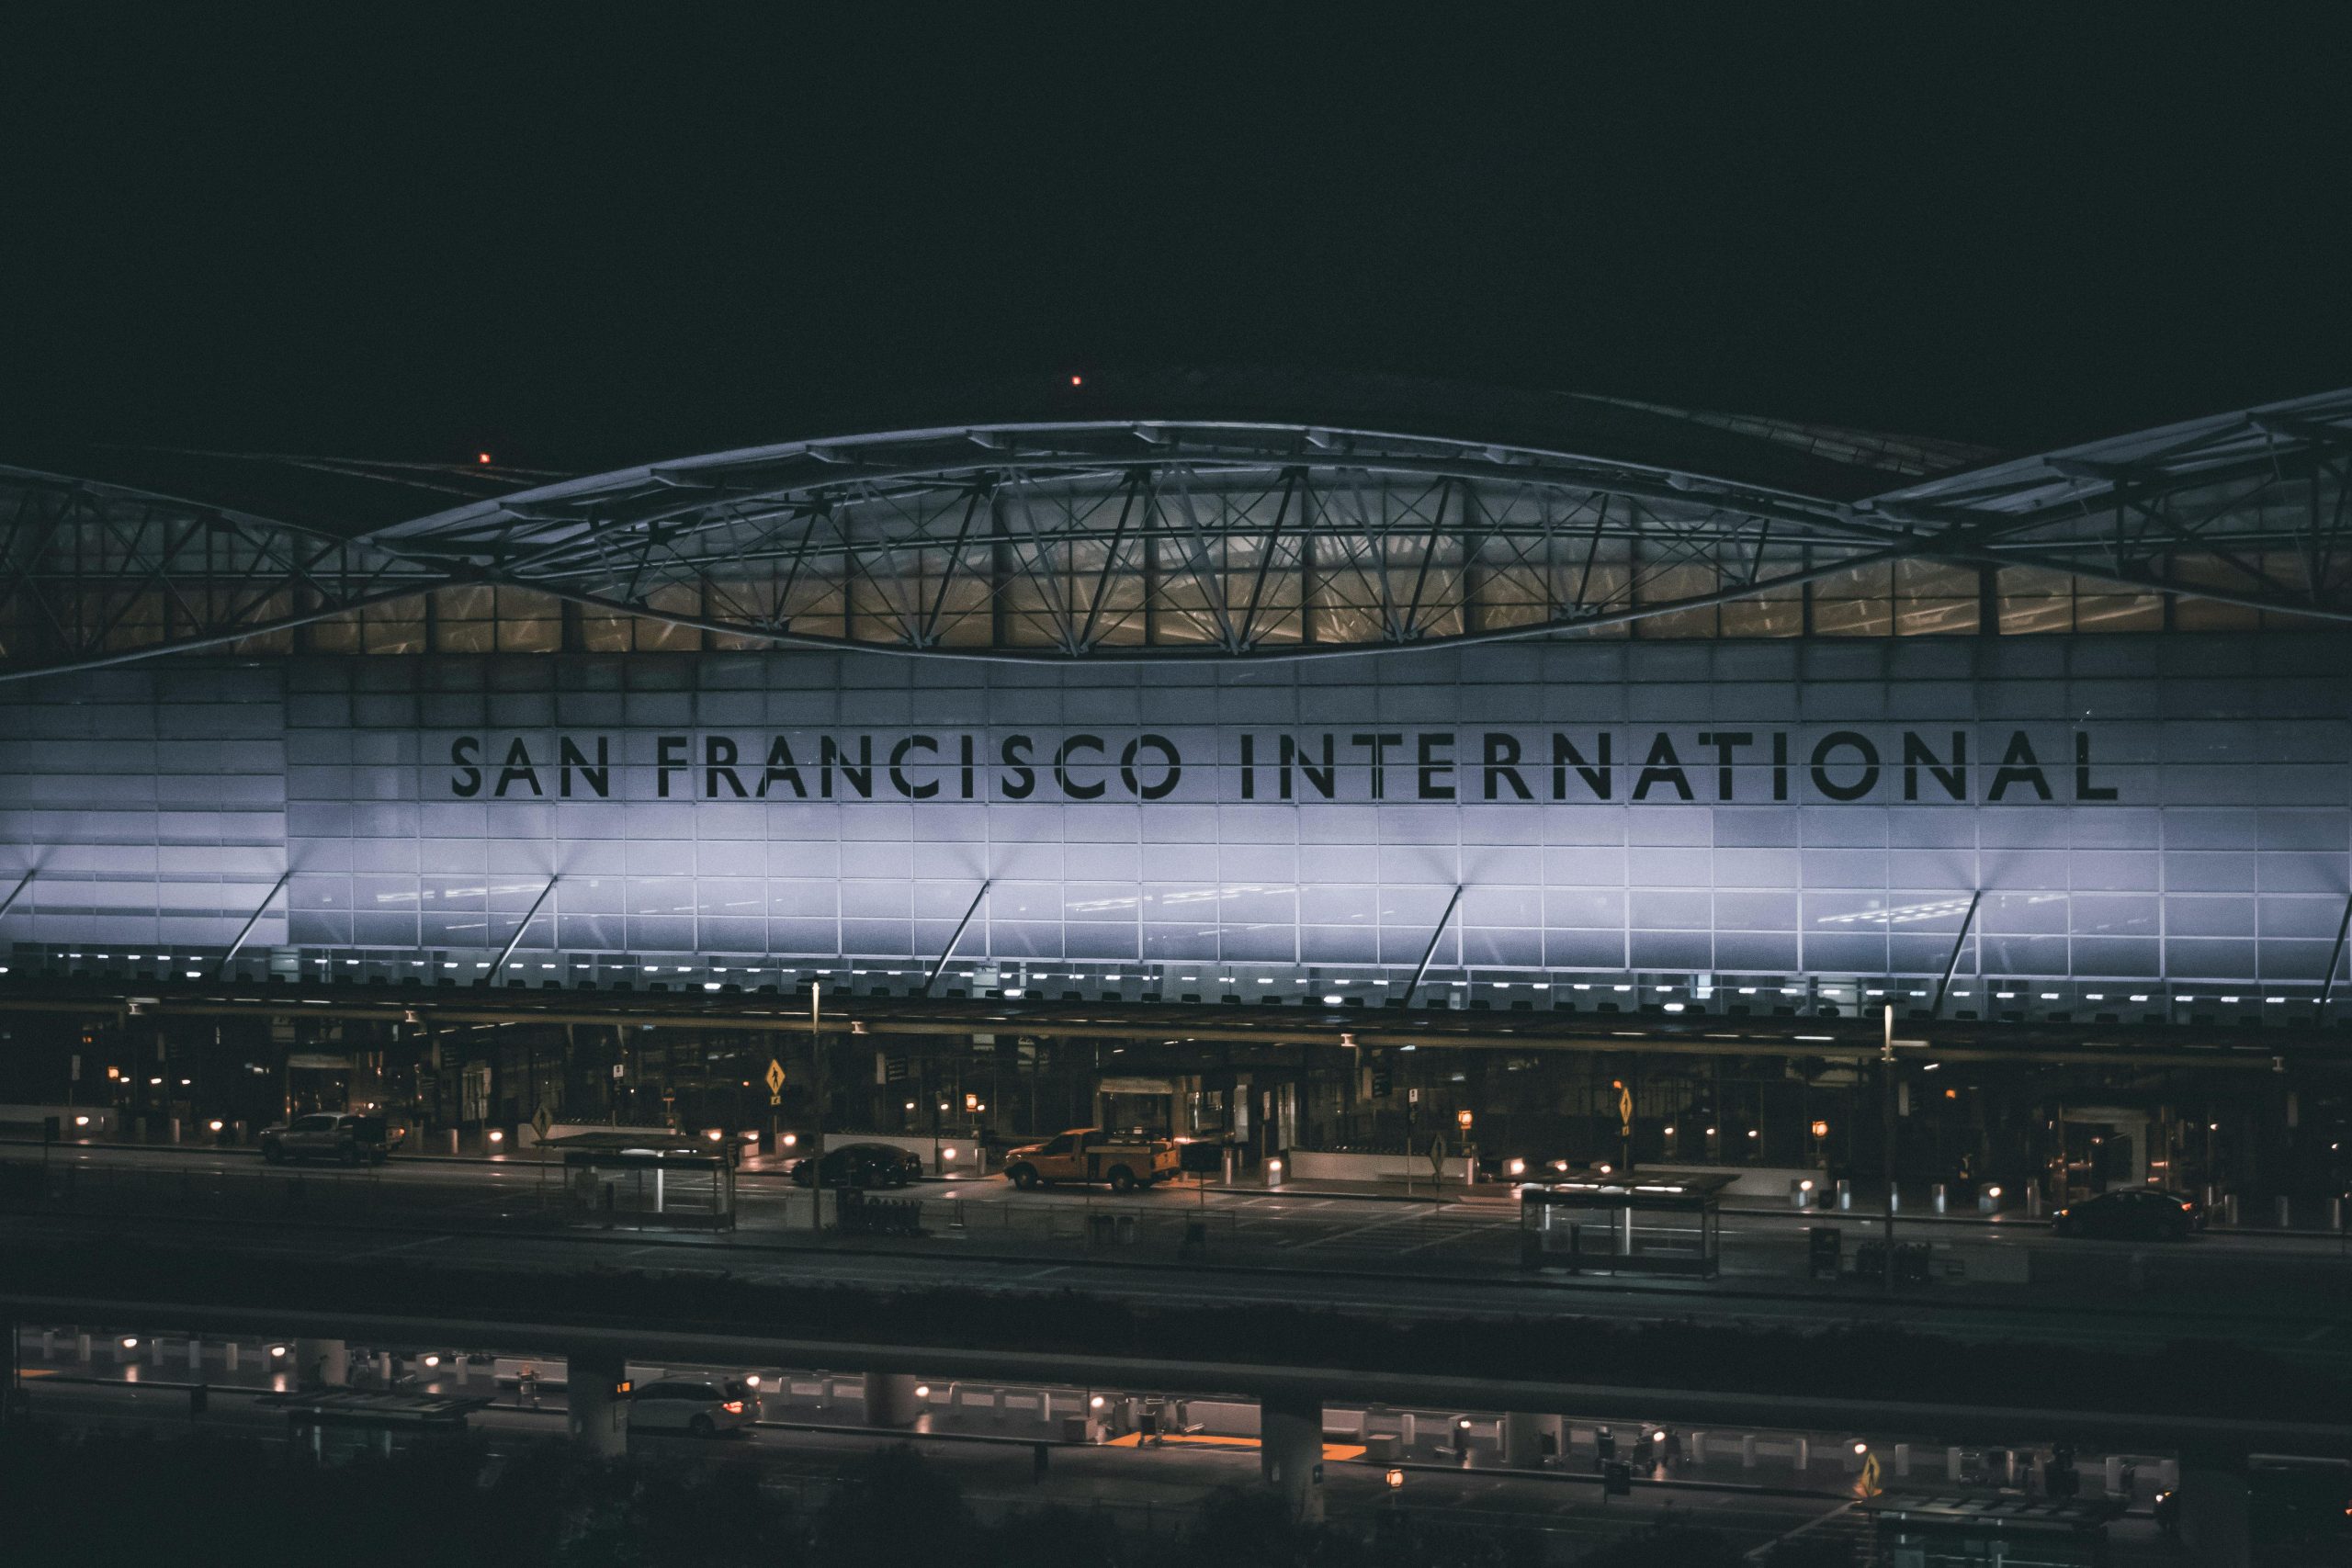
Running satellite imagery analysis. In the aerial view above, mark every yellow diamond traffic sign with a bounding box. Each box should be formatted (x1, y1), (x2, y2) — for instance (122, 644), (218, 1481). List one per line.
(764, 1058), (786, 1095)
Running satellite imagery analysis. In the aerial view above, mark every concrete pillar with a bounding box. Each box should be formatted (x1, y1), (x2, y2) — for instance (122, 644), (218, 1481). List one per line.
(2177, 1464), (2251, 1568)
(567, 1347), (628, 1460)
(863, 1371), (922, 1428)
(1502, 1410), (1546, 1469)
(1260, 1392), (1324, 1523)
(294, 1337), (348, 1387)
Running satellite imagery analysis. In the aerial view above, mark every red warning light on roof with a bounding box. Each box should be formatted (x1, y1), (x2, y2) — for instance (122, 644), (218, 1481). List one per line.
(1069, 375), (1082, 388)
(476, 452), (492, 465)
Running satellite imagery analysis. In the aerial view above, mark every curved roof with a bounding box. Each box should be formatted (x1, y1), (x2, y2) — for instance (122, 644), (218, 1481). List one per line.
(2, 380), (2345, 676)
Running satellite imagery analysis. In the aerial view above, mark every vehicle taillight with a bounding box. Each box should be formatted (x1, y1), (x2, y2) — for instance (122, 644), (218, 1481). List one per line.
(2181, 1202), (2194, 1211)
(722, 1401), (745, 1415)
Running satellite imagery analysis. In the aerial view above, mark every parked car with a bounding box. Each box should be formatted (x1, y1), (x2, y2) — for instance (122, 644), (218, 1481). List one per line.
(786, 1141), (924, 1189)
(258, 1112), (401, 1166)
(627, 1376), (758, 1438)
(2050, 1188), (2204, 1240)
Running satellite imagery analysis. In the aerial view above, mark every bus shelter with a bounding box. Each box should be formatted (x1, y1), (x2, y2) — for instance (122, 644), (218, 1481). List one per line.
(1856, 1492), (2121, 1567)
(261, 1390), (492, 1459)
(1518, 1171), (1734, 1278)
(546, 1132), (738, 1229)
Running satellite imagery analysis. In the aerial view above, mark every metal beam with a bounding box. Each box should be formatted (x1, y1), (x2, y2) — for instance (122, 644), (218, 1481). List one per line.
(491, 877), (560, 981)
(922, 881), (992, 997)
(2320, 891), (2352, 1010)
(0, 870), (33, 920)
(1402, 885), (1465, 1010)
(213, 872), (291, 976)
(1931, 890), (1983, 1017)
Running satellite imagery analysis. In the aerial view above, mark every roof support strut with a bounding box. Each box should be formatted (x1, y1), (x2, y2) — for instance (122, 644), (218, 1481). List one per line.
(1931, 890), (1984, 1018)
(1403, 885), (1465, 1010)
(2319, 892), (2352, 1011)
(923, 880), (992, 998)
(492, 877), (560, 981)
(0, 870), (33, 921)
(214, 872), (292, 976)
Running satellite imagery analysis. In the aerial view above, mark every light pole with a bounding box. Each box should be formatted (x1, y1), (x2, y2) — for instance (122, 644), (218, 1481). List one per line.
(809, 980), (826, 1233)
(1881, 1003), (1897, 1291)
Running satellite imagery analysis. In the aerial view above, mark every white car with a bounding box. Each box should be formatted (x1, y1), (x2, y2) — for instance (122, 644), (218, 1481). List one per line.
(628, 1376), (758, 1437)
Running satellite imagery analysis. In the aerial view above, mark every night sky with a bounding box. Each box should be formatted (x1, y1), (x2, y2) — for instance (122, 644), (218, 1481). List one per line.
(5, 9), (2346, 474)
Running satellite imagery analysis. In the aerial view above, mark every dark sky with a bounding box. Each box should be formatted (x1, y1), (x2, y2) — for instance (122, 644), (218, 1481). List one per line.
(6, 8), (2346, 473)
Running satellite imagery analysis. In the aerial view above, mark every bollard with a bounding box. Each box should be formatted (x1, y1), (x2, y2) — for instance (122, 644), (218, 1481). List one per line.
(1888, 1187), (1901, 1214)
(2222, 1193), (2239, 1226)
(1946, 1446), (1963, 1482)
(39, 1330), (52, 1360)
(1400, 1412), (1417, 1447)
(1894, 1442), (1911, 1477)
(1932, 1182), (1947, 1214)
(151, 1339), (165, 1367)
(76, 1333), (91, 1363)
(2026, 1185), (2043, 1218)
(1741, 1433), (1758, 1469)
(1792, 1436), (1809, 1471)
(1690, 1431), (1708, 1465)
(1789, 1178), (1812, 1210)
(2333, 1195), (2346, 1232)
(1835, 1179), (1852, 1212)
(1264, 1156), (1284, 1190)
(187, 1339), (201, 1371)
(2103, 1455), (2122, 1495)
(2274, 1195), (2291, 1229)
(223, 1343), (239, 1372)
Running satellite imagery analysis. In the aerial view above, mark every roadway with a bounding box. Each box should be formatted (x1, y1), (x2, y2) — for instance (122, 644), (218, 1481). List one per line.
(6, 1141), (2351, 1367)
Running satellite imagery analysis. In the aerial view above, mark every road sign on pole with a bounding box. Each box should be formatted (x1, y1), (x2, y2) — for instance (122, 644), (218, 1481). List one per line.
(764, 1058), (786, 1095)
(530, 1103), (552, 1141)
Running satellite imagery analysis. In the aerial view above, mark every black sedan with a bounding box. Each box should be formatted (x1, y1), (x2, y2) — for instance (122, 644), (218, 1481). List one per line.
(2050, 1188), (2204, 1240)
(786, 1141), (924, 1190)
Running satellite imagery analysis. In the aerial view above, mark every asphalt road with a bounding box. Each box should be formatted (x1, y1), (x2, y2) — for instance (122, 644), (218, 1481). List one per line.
(6, 1141), (2350, 1367)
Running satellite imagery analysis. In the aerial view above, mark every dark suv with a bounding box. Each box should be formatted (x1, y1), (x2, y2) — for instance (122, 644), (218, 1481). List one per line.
(2050, 1188), (2204, 1240)
(259, 1112), (400, 1167)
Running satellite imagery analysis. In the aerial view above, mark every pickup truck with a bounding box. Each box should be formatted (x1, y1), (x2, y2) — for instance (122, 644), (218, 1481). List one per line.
(1001, 1127), (1182, 1193)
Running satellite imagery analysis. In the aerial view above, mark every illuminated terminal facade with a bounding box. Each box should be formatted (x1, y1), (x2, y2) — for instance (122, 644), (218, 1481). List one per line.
(5, 374), (2348, 1030)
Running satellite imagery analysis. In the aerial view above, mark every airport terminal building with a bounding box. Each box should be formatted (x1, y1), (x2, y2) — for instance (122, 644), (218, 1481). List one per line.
(4, 374), (2346, 1196)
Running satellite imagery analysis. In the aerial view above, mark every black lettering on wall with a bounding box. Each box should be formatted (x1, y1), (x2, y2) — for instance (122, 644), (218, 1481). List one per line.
(999, 734), (1035, 799)
(959, 734), (977, 800)
(449, 736), (482, 798)
(1054, 734), (1107, 799)
(2074, 731), (2118, 801)
(1551, 733), (1611, 800)
(890, 735), (940, 798)
(1809, 731), (1881, 802)
(1698, 731), (1751, 801)
(656, 735), (688, 798)
(1633, 734), (1693, 801)
(1121, 734), (1182, 799)
(1280, 735), (1337, 800)
(1351, 732), (1403, 799)
(759, 737), (808, 798)
(705, 736), (748, 798)
(558, 736), (609, 799)
(821, 735), (874, 799)
(1772, 731), (1790, 800)
(1416, 732), (1455, 800)
(1240, 733), (1257, 800)
(1903, 731), (1967, 802)
(494, 738), (544, 798)
(1482, 733), (1533, 801)
(1988, 731), (2052, 802)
